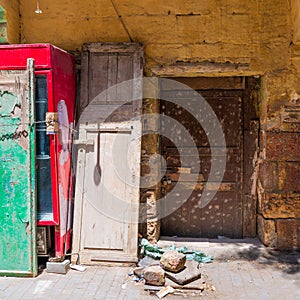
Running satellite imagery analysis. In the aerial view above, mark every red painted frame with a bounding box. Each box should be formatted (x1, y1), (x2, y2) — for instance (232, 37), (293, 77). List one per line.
(35, 70), (59, 226)
(0, 44), (51, 70)
(0, 44), (76, 257)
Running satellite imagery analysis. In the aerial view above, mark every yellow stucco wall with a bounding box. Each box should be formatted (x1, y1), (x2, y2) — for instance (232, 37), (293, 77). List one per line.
(16, 0), (300, 249)
(18, 1), (298, 116)
(0, 0), (19, 43)
(18, 0), (289, 69)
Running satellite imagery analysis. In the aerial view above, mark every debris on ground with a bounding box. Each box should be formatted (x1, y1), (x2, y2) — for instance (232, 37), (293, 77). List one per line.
(143, 266), (166, 286)
(164, 260), (201, 285)
(133, 266), (144, 278)
(139, 238), (213, 263)
(48, 255), (65, 262)
(160, 250), (186, 273)
(127, 238), (216, 298)
(46, 259), (70, 274)
(70, 264), (87, 272)
(156, 286), (175, 299)
(138, 255), (159, 267)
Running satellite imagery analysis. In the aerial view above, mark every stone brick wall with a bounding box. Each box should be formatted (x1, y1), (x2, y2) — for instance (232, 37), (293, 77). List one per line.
(258, 123), (300, 250)
(140, 97), (161, 243)
(255, 0), (300, 251)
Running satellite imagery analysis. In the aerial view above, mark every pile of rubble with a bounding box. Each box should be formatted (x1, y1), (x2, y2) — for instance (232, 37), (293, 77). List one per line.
(127, 239), (215, 298)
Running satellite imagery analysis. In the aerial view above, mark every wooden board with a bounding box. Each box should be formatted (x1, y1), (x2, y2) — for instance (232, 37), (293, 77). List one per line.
(79, 42), (143, 118)
(160, 78), (244, 238)
(72, 43), (143, 264)
(72, 122), (141, 264)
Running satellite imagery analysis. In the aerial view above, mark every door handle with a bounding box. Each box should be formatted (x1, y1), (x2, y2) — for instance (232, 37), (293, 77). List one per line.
(93, 131), (101, 185)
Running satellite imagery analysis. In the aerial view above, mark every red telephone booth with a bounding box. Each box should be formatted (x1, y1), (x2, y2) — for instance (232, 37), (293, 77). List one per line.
(0, 44), (76, 258)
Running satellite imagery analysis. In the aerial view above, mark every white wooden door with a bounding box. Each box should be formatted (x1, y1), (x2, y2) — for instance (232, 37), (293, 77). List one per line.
(72, 121), (141, 264)
(72, 43), (143, 264)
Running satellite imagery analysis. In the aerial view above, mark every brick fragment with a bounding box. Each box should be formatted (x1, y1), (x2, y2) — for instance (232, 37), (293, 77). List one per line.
(265, 132), (300, 161)
(143, 266), (165, 286)
(160, 250), (186, 273)
(259, 161), (277, 190)
(277, 219), (300, 251)
(278, 162), (300, 192)
(259, 193), (300, 219)
(257, 215), (277, 248)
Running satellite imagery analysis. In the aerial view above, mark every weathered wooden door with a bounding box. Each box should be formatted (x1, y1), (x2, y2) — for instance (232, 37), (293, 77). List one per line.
(160, 77), (257, 238)
(72, 43), (143, 264)
(73, 122), (141, 263)
(0, 60), (37, 276)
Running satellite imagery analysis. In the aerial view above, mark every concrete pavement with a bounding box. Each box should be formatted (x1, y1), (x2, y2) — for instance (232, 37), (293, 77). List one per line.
(0, 239), (299, 300)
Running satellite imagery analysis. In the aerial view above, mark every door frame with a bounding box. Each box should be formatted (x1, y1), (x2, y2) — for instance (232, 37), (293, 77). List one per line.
(144, 76), (260, 240)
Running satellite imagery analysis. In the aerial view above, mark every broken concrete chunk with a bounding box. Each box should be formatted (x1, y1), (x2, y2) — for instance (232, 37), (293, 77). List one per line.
(133, 266), (144, 278)
(143, 266), (166, 286)
(138, 255), (160, 267)
(165, 277), (205, 290)
(165, 260), (201, 285)
(160, 250), (186, 273)
(46, 259), (70, 274)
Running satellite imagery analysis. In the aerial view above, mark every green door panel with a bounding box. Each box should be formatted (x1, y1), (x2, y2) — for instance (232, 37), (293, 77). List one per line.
(0, 59), (37, 277)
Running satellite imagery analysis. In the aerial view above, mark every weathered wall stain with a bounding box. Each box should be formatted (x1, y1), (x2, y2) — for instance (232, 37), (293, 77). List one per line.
(0, 1), (19, 44)
(0, 0), (298, 249)
(0, 6), (7, 43)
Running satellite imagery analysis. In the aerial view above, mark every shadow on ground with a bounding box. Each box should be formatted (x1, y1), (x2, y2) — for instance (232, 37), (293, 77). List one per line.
(227, 245), (300, 274)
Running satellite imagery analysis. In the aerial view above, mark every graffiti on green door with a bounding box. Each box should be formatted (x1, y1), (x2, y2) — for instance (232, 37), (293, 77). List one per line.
(0, 59), (37, 277)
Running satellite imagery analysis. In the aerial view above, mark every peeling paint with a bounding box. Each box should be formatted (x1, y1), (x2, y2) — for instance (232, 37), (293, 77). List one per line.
(0, 89), (20, 117)
(0, 65), (37, 276)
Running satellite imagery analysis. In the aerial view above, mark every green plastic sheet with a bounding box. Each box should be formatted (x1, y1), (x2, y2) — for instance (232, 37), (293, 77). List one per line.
(139, 238), (213, 263)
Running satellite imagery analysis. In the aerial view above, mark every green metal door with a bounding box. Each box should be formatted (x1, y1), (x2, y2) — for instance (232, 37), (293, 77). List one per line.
(0, 59), (37, 277)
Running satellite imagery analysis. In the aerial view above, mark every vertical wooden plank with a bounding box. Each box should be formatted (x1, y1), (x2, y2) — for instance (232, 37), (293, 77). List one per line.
(71, 127), (87, 264)
(28, 58), (38, 277)
(117, 54), (133, 102)
(219, 94), (243, 238)
(107, 54), (118, 102)
(79, 51), (89, 113)
(89, 54), (108, 103)
(133, 49), (143, 115)
(126, 120), (141, 256)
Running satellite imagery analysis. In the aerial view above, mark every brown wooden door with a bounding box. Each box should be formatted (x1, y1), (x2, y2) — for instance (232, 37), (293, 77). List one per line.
(79, 42), (143, 120)
(160, 78), (245, 238)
